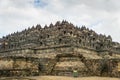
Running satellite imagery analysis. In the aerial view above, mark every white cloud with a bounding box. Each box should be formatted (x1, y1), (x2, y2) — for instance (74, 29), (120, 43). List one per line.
(0, 0), (120, 42)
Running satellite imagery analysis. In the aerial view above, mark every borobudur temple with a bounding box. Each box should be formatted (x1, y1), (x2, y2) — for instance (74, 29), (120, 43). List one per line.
(0, 20), (120, 77)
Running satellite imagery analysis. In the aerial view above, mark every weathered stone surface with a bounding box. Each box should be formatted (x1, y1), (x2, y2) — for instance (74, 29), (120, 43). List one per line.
(0, 21), (120, 77)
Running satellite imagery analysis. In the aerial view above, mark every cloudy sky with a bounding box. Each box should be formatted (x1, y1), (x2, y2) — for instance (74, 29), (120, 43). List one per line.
(0, 0), (120, 42)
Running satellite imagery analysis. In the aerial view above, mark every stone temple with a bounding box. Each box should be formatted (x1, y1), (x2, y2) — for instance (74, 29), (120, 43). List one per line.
(0, 20), (120, 77)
